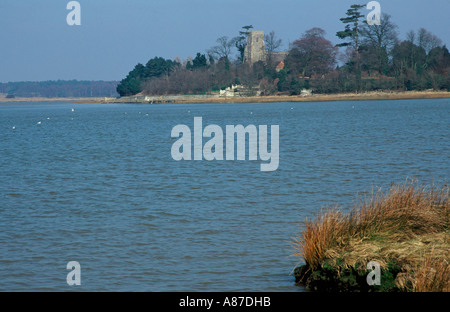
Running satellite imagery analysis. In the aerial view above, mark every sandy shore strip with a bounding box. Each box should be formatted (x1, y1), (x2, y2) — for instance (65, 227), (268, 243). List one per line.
(164, 91), (450, 104)
(1, 91), (449, 104)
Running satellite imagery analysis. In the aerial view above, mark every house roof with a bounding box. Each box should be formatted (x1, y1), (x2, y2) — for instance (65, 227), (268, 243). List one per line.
(276, 61), (285, 71)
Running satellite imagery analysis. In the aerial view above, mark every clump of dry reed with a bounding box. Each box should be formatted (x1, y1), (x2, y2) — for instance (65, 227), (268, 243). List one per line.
(293, 180), (449, 292)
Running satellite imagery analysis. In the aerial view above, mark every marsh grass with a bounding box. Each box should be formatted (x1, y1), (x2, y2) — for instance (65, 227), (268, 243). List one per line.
(293, 180), (449, 292)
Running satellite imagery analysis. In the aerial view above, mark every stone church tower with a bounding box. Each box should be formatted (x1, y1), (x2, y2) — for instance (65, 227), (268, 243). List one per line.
(245, 31), (266, 65)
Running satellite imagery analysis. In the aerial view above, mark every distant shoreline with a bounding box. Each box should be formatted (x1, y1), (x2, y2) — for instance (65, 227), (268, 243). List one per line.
(0, 97), (104, 103)
(1, 90), (449, 104)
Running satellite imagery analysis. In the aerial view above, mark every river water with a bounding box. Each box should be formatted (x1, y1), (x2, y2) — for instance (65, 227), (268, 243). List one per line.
(0, 99), (448, 291)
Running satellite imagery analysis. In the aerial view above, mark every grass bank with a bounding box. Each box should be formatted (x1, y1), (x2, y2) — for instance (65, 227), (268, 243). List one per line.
(102, 90), (450, 104)
(292, 180), (449, 292)
(193, 90), (450, 104)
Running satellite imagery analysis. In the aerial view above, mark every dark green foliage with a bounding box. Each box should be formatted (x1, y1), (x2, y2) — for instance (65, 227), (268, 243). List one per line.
(389, 40), (450, 91)
(235, 25), (253, 63)
(393, 41), (426, 73)
(116, 57), (179, 96)
(116, 76), (141, 96)
(186, 53), (208, 70)
(336, 4), (367, 91)
(336, 4), (366, 48)
(145, 57), (178, 78)
(294, 260), (402, 292)
(114, 12), (448, 96)
(276, 69), (289, 92)
(427, 46), (450, 70)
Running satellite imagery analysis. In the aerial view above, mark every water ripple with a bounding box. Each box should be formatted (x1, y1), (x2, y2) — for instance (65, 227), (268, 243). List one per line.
(0, 99), (449, 291)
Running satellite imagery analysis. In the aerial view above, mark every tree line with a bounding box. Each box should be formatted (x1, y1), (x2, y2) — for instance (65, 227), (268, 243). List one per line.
(117, 5), (450, 97)
(0, 80), (119, 98)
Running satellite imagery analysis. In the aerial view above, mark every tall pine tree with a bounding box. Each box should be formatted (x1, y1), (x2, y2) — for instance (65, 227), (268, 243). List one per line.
(336, 4), (366, 91)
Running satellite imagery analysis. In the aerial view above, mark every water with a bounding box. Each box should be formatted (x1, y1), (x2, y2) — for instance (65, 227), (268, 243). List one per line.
(0, 99), (449, 291)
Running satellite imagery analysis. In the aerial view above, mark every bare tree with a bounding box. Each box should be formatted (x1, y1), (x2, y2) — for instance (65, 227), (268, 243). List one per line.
(406, 28), (442, 54)
(208, 36), (236, 61)
(289, 28), (338, 77)
(406, 30), (416, 44)
(417, 28), (443, 54)
(265, 31), (283, 65)
(360, 13), (399, 75)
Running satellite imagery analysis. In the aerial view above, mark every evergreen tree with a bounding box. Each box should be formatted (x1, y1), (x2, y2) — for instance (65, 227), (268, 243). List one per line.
(336, 4), (366, 91)
(191, 53), (208, 69)
(234, 25), (253, 63)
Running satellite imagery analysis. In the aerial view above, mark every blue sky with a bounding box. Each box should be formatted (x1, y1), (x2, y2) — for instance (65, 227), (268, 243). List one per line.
(0, 0), (449, 82)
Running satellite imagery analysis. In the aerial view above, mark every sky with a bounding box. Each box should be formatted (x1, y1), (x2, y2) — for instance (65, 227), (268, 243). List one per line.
(0, 0), (449, 82)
